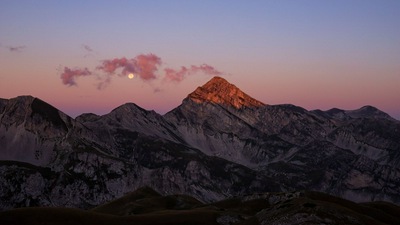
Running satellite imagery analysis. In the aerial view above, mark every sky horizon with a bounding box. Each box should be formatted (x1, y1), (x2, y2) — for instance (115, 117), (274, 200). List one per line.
(1, 1), (399, 119)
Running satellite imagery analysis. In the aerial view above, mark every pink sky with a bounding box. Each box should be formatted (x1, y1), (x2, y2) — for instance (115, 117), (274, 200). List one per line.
(1, 1), (399, 119)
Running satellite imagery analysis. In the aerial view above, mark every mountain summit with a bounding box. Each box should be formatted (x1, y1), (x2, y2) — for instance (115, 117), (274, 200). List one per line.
(188, 76), (265, 109)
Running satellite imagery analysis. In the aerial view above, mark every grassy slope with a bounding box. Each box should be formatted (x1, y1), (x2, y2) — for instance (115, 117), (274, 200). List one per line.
(91, 186), (203, 216)
(0, 207), (221, 225)
(1, 188), (400, 225)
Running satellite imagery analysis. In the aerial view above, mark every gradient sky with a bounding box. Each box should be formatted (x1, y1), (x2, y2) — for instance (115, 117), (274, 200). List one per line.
(1, 0), (399, 119)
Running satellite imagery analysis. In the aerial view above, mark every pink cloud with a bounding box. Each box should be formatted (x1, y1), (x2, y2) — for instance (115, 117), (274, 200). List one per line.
(93, 54), (161, 89)
(97, 57), (129, 74)
(59, 53), (223, 89)
(132, 54), (162, 80)
(60, 67), (92, 86)
(96, 54), (161, 80)
(164, 67), (189, 82)
(164, 64), (222, 82)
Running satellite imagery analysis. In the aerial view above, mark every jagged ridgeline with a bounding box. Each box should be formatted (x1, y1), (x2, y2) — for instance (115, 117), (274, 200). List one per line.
(1, 76), (400, 213)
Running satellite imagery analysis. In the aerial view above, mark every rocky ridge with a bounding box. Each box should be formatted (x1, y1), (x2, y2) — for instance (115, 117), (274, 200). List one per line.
(0, 76), (400, 211)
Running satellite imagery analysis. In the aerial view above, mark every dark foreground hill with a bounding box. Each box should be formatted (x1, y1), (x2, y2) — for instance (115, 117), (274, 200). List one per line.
(1, 76), (400, 211)
(1, 187), (399, 225)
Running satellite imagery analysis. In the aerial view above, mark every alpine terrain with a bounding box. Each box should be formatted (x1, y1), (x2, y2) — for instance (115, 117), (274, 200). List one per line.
(1, 76), (400, 223)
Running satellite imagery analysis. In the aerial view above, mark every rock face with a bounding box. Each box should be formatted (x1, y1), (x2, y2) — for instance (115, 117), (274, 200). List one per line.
(188, 76), (265, 109)
(0, 96), (74, 166)
(1, 77), (400, 211)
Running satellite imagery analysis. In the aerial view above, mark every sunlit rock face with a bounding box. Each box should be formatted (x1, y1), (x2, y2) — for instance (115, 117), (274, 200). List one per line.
(1, 76), (400, 211)
(188, 76), (265, 109)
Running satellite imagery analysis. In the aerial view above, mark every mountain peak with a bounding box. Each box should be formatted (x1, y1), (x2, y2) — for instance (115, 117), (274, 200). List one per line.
(188, 76), (265, 109)
(346, 105), (394, 120)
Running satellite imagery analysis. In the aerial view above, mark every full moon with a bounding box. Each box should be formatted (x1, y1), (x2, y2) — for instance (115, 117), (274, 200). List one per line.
(128, 73), (134, 79)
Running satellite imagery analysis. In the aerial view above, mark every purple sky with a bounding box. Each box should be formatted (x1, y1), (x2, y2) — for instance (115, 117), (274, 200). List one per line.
(1, 0), (399, 119)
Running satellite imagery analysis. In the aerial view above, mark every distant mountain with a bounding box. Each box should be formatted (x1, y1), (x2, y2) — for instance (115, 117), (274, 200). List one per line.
(1, 76), (400, 212)
(314, 105), (394, 120)
(1, 187), (400, 225)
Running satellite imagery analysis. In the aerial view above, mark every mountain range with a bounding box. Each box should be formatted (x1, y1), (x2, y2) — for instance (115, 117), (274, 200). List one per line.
(1, 76), (400, 214)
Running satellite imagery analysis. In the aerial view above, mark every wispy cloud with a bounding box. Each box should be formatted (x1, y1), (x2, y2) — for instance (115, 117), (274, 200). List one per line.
(82, 44), (93, 52)
(81, 44), (96, 58)
(60, 67), (92, 86)
(164, 64), (222, 83)
(7, 45), (26, 52)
